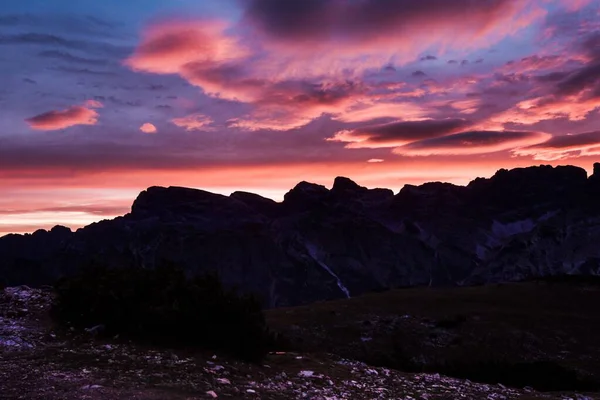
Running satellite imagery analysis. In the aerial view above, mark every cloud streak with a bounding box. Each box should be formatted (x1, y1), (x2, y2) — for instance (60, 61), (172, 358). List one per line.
(25, 103), (101, 131)
(327, 119), (472, 149)
(393, 130), (551, 156)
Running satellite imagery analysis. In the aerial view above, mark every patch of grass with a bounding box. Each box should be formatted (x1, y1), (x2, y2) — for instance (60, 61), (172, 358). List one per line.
(435, 360), (599, 392)
(267, 282), (600, 392)
(51, 262), (276, 362)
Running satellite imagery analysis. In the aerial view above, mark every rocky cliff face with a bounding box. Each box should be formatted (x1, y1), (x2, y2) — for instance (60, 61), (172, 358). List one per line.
(1, 163), (599, 307)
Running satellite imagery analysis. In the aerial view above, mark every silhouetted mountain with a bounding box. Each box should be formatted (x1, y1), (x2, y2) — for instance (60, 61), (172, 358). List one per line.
(1, 163), (599, 307)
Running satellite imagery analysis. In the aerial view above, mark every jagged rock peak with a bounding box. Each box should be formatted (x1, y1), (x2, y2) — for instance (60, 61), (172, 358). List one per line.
(331, 176), (366, 193)
(283, 181), (329, 202)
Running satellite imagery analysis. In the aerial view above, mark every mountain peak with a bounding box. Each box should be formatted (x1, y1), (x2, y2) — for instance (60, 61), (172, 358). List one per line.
(283, 181), (329, 209)
(331, 176), (369, 194)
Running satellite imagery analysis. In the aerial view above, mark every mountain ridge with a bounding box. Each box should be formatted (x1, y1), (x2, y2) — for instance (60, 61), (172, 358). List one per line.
(1, 162), (599, 307)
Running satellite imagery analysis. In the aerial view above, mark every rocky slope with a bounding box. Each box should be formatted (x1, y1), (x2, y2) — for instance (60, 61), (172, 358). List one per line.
(1, 163), (599, 307)
(1, 285), (597, 400)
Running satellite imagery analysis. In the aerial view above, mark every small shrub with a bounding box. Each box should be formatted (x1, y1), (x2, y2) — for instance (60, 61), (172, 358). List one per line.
(51, 262), (276, 362)
(434, 314), (467, 330)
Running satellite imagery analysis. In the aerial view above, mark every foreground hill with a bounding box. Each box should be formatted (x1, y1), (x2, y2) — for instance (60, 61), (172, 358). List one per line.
(1, 282), (599, 399)
(1, 163), (600, 307)
(266, 277), (600, 392)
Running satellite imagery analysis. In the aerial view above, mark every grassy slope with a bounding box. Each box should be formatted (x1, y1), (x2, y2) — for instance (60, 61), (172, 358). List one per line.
(266, 280), (600, 390)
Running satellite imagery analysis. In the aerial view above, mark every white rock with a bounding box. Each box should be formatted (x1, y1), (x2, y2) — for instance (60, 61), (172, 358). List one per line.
(298, 370), (315, 378)
(81, 384), (102, 390)
(206, 390), (218, 398)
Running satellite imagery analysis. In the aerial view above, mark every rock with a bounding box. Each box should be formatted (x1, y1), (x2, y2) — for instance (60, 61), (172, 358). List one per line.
(206, 390), (218, 398)
(85, 324), (105, 336)
(81, 385), (102, 390)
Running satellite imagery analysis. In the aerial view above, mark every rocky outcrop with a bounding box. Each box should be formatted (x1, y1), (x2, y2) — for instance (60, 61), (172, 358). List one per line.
(1, 164), (600, 307)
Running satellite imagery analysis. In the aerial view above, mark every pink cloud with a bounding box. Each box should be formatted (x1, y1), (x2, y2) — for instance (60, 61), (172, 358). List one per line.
(84, 99), (104, 109)
(171, 113), (214, 131)
(140, 123), (157, 133)
(501, 55), (568, 74)
(25, 104), (99, 131)
(513, 130), (600, 160)
(492, 95), (600, 125)
(333, 102), (430, 123)
(124, 20), (249, 76)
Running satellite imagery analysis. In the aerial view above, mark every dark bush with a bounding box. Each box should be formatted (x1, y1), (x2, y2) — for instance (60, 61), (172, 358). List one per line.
(51, 262), (276, 362)
(434, 314), (468, 330)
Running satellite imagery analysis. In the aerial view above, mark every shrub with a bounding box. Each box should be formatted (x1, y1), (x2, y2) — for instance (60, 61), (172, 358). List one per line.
(51, 262), (276, 362)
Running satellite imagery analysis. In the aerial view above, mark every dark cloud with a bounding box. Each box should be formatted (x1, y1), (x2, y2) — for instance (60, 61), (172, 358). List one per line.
(412, 70), (426, 77)
(494, 73), (530, 84)
(359, 119), (471, 143)
(448, 60), (458, 64)
(0, 33), (130, 57)
(534, 71), (570, 82)
(0, 14), (123, 38)
(582, 32), (600, 60)
(395, 130), (550, 155)
(242, 0), (529, 44)
(328, 119), (472, 148)
(48, 66), (117, 76)
(0, 33), (80, 47)
(556, 62), (600, 95)
(420, 55), (437, 61)
(38, 50), (109, 65)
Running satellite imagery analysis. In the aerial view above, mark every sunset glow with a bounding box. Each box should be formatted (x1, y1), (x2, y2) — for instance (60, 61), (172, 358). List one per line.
(2, 0), (600, 235)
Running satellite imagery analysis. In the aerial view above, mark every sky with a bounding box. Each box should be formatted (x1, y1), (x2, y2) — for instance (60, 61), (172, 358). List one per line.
(1, 0), (600, 235)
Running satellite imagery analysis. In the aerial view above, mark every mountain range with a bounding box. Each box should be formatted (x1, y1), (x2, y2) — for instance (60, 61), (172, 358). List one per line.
(1, 162), (599, 308)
